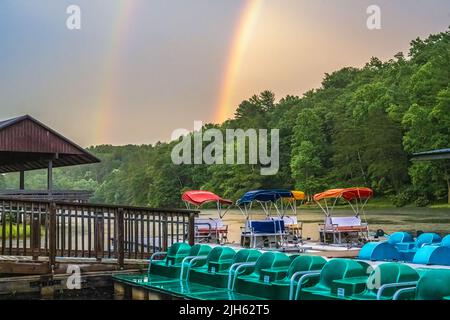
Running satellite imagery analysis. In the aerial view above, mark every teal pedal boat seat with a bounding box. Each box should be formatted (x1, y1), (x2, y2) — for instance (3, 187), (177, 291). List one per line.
(186, 251), (291, 301)
(113, 242), (193, 286)
(189, 248), (261, 288)
(272, 255), (327, 300)
(166, 242), (192, 265)
(160, 251), (288, 300)
(359, 232), (446, 264)
(182, 249), (263, 300)
(415, 233), (442, 248)
(396, 233), (442, 262)
(232, 252), (292, 299)
(395, 232), (441, 251)
(416, 269), (450, 300)
(148, 242), (192, 279)
(413, 245), (450, 266)
(147, 244), (211, 284)
(201, 246), (237, 274)
(358, 232), (414, 262)
(145, 246), (235, 296)
(358, 242), (401, 262)
(441, 235), (450, 247)
(235, 254), (327, 300)
(297, 258), (368, 300)
(350, 263), (420, 300)
(388, 232), (414, 245)
(395, 268), (450, 300)
(189, 254), (327, 301)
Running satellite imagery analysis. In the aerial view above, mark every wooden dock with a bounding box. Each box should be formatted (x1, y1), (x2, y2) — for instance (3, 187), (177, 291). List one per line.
(0, 197), (198, 299)
(0, 267), (142, 299)
(0, 255), (149, 275)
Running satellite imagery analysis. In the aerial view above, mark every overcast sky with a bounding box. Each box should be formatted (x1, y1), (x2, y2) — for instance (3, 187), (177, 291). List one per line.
(0, 0), (449, 146)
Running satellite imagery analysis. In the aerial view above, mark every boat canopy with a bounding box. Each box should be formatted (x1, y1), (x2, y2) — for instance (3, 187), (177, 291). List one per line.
(236, 189), (293, 206)
(313, 187), (373, 217)
(282, 190), (305, 215)
(313, 188), (373, 202)
(290, 191), (306, 201)
(236, 189), (302, 218)
(182, 190), (232, 218)
(182, 190), (233, 206)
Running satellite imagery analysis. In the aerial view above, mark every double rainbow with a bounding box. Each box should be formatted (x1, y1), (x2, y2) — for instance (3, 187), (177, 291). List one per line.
(214, 0), (262, 123)
(95, 0), (261, 144)
(95, 1), (137, 144)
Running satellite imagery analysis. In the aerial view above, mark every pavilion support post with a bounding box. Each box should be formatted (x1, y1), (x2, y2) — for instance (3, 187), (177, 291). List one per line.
(19, 171), (25, 190)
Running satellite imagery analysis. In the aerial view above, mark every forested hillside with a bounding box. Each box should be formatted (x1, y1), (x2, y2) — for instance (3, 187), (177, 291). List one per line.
(1, 29), (449, 207)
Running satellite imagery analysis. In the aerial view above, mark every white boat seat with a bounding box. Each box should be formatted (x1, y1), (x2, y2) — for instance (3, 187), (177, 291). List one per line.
(323, 216), (368, 231)
(280, 216), (297, 226)
(195, 218), (227, 232)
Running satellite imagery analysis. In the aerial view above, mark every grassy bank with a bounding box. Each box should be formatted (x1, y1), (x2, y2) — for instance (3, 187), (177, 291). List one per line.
(430, 203), (450, 209)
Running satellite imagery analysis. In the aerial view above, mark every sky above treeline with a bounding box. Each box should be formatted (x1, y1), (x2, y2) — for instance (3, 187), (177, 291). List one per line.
(0, 0), (449, 146)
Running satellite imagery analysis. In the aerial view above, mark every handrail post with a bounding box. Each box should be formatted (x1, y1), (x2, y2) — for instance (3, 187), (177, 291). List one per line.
(94, 209), (104, 261)
(188, 212), (195, 246)
(117, 208), (124, 269)
(31, 204), (42, 261)
(162, 214), (168, 252)
(48, 202), (57, 267)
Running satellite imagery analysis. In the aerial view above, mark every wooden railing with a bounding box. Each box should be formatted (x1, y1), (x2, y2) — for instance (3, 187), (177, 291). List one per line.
(0, 198), (198, 268)
(0, 190), (93, 203)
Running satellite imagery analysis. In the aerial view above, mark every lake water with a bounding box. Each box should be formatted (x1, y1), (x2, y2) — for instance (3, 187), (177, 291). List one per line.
(199, 207), (450, 243)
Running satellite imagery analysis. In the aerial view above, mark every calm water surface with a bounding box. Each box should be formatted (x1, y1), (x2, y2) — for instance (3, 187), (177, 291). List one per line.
(199, 207), (450, 243)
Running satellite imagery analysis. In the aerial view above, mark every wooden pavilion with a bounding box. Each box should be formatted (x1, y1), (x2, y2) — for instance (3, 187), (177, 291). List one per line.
(0, 115), (100, 202)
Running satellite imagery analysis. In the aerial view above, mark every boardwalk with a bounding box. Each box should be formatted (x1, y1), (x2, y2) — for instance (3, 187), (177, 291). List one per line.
(0, 197), (198, 273)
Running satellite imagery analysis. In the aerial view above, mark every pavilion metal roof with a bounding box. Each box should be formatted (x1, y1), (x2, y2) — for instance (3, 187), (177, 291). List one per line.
(0, 115), (100, 173)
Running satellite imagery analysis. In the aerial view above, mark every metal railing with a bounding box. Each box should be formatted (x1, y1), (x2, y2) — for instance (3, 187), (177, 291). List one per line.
(0, 197), (198, 268)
